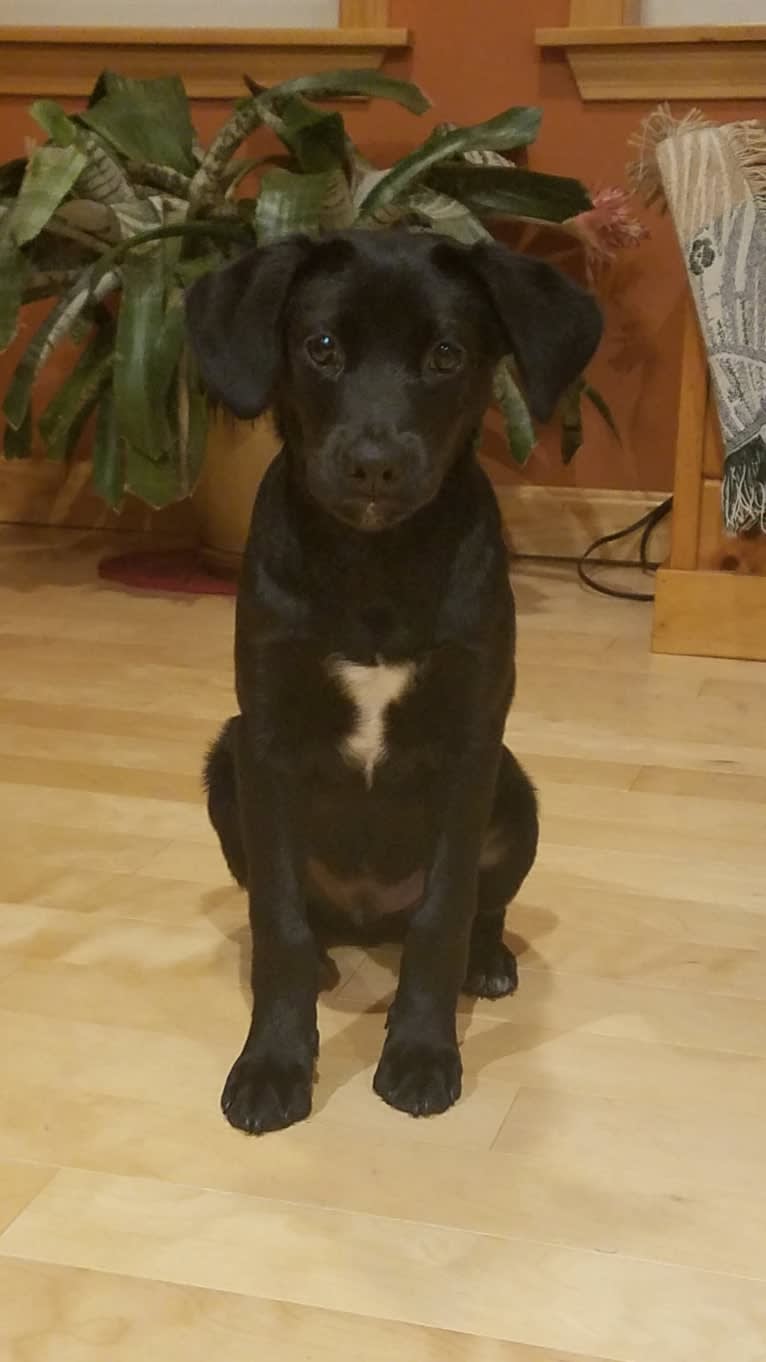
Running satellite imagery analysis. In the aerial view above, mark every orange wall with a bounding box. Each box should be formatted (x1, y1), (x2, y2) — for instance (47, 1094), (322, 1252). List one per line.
(1, 1), (761, 493)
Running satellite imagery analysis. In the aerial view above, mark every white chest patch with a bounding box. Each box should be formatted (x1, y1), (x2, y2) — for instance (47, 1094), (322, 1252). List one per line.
(329, 656), (416, 786)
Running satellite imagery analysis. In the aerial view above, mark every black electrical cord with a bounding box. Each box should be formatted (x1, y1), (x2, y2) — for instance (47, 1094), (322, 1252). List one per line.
(576, 496), (674, 602)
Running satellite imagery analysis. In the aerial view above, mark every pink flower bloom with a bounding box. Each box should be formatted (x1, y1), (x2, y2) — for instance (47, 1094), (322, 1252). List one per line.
(567, 186), (649, 266)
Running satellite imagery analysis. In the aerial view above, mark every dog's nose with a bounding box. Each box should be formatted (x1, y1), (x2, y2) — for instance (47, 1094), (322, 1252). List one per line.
(340, 444), (403, 496)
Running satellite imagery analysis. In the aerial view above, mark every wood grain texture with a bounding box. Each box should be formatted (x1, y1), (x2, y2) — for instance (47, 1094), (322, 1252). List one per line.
(702, 398), (724, 480)
(1, 530), (765, 1359)
(0, 25), (410, 97)
(496, 486), (671, 564)
(538, 24), (766, 45)
(537, 25), (766, 99)
(653, 566), (766, 660)
(669, 301), (708, 570)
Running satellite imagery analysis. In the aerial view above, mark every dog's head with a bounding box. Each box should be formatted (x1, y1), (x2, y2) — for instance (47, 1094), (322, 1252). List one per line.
(186, 230), (602, 532)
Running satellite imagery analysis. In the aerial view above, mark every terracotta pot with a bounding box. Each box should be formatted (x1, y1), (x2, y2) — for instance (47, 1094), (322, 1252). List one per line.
(193, 413), (279, 576)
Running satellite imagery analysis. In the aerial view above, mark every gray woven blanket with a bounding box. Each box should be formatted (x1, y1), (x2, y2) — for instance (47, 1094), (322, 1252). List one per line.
(631, 107), (766, 534)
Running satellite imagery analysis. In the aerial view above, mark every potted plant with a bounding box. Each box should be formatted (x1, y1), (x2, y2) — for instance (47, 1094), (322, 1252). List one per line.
(0, 68), (632, 569)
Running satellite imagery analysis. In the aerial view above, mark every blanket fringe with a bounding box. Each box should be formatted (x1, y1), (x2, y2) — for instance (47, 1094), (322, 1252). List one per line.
(722, 439), (766, 535)
(725, 119), (766, 214)
(627, 104), (711, 209)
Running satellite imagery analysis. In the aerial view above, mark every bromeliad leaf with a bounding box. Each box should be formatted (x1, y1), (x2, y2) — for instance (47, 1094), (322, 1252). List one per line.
(427, 164), (592, 224)
(0, 146), (86, 348)
(189, 100), (265, 210)
(358, 108), (542, 221)
(407, 188), (492, 245)
(3, 146), (87, 246)
(319, 166), (355, 230)
(151, 289), (186, 425)
(124, 444), (184, 507)
(111, 197), (164, 243)
(3, 405), (31, 458)
(176, 351), (209, 498)
(31, 100), (138, 205)
(3, 265), (119, 429)
(0, 238), (29, 350)
(54, 199), (121, 244)
(352, 165), (403, 226)
(255, 167), (335, 243)
(257, 69), (430, 115)
(81, 74), (197, 176)
(190, 71), (428, 211)
(113, 244), (168, 458)
(38, 324), (113, 460)
(493, 359), (536, 467)
(583, 381), (621, 443)
(91, 383), (122, 508)
(252, 90), (347, 175)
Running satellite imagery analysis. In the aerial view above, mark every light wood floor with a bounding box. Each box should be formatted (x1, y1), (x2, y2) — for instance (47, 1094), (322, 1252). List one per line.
(1, 526), (766, 1362)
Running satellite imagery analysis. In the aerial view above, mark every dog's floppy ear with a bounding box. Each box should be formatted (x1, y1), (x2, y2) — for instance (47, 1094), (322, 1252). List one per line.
(185, 237), (311, 419)
(466, 243), (603, 423)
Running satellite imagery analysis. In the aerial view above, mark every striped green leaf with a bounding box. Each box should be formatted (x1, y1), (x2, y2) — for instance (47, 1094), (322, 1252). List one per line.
(4, 146), (87, 246)
(3, 404), (31, 459)
(427, 164), (592, 225)
(3, 265), (119, 430)
(81, 74), (196, 176)
(406, 188), (492, 245)
(493, 359), (536, 467)
(255, 93), (347, 175)
(38, 325), (113, 461)
(31, 100), (138, 205)
(254, 167), (335, 243)
(583, 381), (621, 443)
(0, 237), (29, 350)
(91, 383), (123, 508)
(113, 244), (168, 458)
(124, 445), (183, 507)
(359, 107), (542, 221)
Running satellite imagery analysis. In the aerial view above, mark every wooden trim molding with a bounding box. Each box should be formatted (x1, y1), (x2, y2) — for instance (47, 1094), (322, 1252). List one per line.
(536, 2), (766, 100)
(653, 567), (766, 662)
(0, 15), (410, 99)
(494, 485), (671, 564)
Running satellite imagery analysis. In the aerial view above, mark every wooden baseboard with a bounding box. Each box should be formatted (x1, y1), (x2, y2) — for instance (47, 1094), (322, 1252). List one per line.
(2, 461), (671, 562)
(495, 485), (671, 563)
(653, 567), (766, 662)
(0, 458), (195, 536)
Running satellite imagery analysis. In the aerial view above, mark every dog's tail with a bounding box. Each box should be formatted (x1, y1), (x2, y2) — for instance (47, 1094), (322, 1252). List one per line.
(204, 717), (248, 888)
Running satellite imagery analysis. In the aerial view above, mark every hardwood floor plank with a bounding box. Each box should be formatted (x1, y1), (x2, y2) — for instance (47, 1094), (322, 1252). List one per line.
(2, 537), (765, 1359)
(2, 1167), (764, 1361)
(0, 1259), (612, 1362)
(0, 1162), (56, 1235)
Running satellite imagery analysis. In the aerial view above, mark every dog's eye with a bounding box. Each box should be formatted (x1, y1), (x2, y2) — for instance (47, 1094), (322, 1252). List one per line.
(428, 341), (464, 375)
(305, 333), (340, 369)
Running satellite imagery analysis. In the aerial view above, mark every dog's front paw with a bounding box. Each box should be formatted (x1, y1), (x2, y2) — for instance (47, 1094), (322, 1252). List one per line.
(373, 1035), (462, 1117)
(221, 1052), (314, 1135)
(463, 940), (518, 999)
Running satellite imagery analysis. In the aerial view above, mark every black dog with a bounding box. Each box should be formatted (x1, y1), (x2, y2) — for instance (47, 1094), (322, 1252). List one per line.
(186, 229), (601, 1134)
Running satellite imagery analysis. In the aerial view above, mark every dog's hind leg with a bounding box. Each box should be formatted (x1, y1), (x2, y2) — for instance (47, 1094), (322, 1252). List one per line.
(204, 716), (248, 888)
(463, 746), (538, 999)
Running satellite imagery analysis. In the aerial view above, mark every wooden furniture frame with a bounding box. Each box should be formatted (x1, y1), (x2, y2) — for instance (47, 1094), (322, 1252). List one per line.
(0, 0), (409, 99)
(536, 1), (766, 101)
(652, 299), (766, 662)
